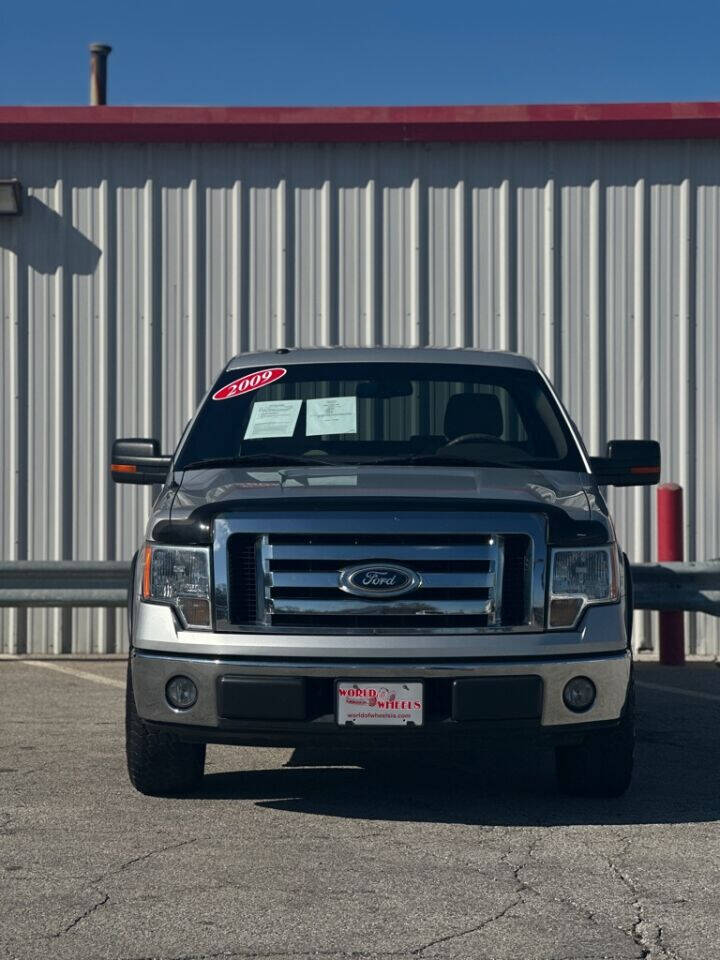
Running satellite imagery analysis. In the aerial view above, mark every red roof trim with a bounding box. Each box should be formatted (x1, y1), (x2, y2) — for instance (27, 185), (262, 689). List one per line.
(2, 103), (720, 143)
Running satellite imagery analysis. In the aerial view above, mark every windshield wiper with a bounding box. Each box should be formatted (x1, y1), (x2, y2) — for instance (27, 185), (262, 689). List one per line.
(179, 454), (337, 470)
(179, 453), (523, 471)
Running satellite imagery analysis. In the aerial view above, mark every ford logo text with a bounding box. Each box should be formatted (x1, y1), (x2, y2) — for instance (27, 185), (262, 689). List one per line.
(338, 563), (422, 598)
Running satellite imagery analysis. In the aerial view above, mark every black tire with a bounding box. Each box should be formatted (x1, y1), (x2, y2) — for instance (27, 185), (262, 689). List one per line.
(125, 662), (206, 797)
(555, 686), (635, 798)
(623, 552), (634, 648)
(127, 551), (138, 643)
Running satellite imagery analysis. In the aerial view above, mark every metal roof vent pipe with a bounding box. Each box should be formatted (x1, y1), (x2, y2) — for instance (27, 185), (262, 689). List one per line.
(89, 43), (112, 105)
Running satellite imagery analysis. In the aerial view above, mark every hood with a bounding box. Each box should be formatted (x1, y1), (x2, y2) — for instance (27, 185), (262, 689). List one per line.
(172, 463), (591, 515)
(150, 465), (612, 546)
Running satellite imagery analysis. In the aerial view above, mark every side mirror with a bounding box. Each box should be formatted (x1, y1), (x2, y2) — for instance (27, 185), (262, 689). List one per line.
(590, 439), (661, 487)
(110, 438), (172, 485)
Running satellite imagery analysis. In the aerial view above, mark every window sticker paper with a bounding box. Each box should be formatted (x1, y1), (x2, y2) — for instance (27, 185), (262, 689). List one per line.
(212, 367), (286, 401)
(243, 400), (302, 440)
(306, 396), (358, 436)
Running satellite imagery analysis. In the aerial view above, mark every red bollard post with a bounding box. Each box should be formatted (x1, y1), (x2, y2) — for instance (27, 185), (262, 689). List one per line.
(657, 483), (685, 666)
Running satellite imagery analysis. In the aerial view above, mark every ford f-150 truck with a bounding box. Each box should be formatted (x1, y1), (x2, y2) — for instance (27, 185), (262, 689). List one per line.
(111, 348), (660, 798)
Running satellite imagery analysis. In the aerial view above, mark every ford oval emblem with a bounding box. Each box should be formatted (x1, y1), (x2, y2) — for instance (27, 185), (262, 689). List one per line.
(338, 563), (422, 598)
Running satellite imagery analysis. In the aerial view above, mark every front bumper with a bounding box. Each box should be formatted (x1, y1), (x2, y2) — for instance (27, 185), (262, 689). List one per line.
(131, 648), (632, 746)
(133, 600), (629, 660)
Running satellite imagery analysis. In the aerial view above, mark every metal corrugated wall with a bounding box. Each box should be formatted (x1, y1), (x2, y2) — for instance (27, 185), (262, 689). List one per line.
(1, 139), (718, 655)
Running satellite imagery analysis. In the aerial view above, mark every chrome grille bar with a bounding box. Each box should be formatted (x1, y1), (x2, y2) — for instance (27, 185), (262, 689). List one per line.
(268, 543), (496, 563)
(270, 570), (496, 589)
(268, 597), (495, 616)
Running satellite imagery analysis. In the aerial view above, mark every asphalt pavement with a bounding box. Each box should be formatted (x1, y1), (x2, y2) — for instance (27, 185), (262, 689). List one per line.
(1, 658), (719, 960)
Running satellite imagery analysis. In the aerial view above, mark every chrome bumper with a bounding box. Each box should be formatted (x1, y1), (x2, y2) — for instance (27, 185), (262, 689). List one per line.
(131, 648), (631, 731)
(133, 600), (629, 660)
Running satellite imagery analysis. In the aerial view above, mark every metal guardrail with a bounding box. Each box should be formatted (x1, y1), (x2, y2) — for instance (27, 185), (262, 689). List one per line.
(631, 561), (720, 617)
(1, 559), (720, 615)
(0, 562), (130, 607)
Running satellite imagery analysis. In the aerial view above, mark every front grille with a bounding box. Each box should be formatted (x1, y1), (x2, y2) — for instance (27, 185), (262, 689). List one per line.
(262, 533), (503, 632)
(220, 515), (539, 634)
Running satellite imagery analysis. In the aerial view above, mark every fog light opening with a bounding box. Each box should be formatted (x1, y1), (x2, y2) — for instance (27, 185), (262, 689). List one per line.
(562, 676), (596, 713)
(166, 675), (198, 710)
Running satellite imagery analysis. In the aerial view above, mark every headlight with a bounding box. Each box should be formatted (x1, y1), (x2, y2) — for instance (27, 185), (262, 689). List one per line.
(548, 546), (619, 628)
(141, 544), (212, 628)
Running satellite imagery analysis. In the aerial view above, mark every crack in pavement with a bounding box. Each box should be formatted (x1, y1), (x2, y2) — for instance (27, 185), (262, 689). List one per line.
(111, 952), (631, 960)
(51, 890), (110, 937)
(38, 840), (199, 943)
(105, 840), (534, 960)
(408, 895), (522, 955)
(86, 837), (201, 887)
(506, 834), (686, 960)
(504, 838), (600, 927)
(602, 848), (683, 960)
(116, 951), (410, 960)
(362, 838), (540, 957)
(336, 840), (539, 959)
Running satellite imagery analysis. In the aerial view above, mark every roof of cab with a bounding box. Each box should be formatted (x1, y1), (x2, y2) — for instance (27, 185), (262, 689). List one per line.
(226, 346), (538, 372)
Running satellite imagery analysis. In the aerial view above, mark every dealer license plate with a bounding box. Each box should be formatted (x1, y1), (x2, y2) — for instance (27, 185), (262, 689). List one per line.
(336, 681), (424, 727)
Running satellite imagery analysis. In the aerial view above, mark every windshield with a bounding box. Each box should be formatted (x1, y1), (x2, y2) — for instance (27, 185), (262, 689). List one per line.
(175, 362), (585, 472)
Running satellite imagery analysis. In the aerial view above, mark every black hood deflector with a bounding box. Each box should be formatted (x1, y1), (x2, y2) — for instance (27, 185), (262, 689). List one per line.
(153, 496), (609, 547)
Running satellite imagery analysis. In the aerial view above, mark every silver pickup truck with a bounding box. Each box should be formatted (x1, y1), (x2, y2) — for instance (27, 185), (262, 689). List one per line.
(111, 348), (660, 798)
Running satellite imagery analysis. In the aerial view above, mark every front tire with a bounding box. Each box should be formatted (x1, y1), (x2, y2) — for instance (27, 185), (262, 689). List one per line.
(125, 661), (206, 796)
(555, 688), (634, 798)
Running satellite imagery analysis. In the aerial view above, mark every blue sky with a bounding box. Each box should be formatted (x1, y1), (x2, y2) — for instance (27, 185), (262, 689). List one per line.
(2, 0), (719, 106)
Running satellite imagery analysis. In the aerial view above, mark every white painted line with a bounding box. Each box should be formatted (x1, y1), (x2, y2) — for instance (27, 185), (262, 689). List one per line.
(636, 680), (720, 703)
(24, 660), (125, 689)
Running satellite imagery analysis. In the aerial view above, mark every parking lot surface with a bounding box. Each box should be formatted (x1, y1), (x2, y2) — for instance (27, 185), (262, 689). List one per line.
(1, 658), (719, 960)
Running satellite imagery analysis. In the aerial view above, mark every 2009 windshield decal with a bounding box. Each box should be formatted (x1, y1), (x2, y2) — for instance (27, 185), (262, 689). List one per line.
(212, 367), (287, 401)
